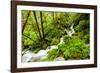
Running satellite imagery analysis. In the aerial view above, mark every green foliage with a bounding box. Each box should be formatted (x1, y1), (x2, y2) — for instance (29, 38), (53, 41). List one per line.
(45, 49), (60, 61)
(51, 38), (60, 45)
(59, 36), (88, 60)
(22, 10), (90, 61)
(45, 36), (90, 61)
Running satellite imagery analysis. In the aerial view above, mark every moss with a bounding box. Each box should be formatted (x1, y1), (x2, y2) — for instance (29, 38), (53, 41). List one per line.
(51, 38), (60, 45)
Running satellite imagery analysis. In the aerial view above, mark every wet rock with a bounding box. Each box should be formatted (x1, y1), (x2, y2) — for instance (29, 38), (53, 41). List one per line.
(22, 51), (36, 62)
(22, 50), (48, 62)
(55, 57), (65, 61)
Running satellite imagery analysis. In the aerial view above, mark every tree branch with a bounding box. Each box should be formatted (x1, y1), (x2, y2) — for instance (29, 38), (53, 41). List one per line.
(23, 34), (35, 42)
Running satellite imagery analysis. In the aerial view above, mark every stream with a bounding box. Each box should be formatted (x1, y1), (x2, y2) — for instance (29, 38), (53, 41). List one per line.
(22, 37), (65, 62)
(22, 25), (75, 62)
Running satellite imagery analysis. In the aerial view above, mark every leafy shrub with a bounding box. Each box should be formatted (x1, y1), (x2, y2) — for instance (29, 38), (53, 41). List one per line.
(52, 36), (89, 60)
(22, 10), (90, 61)
(44, 49), (61, 61)
(51, 38), (60, 45)
(43, 36), (90, 61)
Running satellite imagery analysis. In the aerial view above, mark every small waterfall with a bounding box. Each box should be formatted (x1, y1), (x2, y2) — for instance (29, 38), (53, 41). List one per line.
(58, 36), (64, 45)
(46, 45), (58, 51)
(22, 36), (66, 62)
(22, 50), (48, 62)
(22, 51), (36, 62)
(67, 24), (75, 37)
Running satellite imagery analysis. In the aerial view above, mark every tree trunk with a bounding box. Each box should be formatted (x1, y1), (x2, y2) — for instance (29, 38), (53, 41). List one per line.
(40, 11), (45, 41)
(22, 11), (31, 33)
(53, 12), (54, 20)
(33, 11), (43, 49)
(33, 11), (42, 40)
